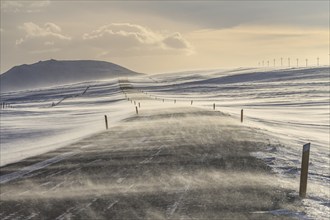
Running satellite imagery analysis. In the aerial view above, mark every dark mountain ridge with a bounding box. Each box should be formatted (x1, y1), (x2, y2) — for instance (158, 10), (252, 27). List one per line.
(0, 59), (142, 92)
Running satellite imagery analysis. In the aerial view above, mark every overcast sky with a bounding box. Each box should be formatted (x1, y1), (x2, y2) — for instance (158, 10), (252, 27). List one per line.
(1, 0), (329, 73)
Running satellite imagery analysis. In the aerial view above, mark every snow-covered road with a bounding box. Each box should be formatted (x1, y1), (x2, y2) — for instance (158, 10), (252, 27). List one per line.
(1, 67), (329, 218)
(0, 86), (301, 219)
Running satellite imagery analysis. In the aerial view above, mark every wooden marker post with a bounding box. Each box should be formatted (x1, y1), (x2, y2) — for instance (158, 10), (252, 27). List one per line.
(174, 100), (176, 104)
(191, 100), (193, 105)
(163, 99), (164, 102)
(213, 103), (215, 110)
(104, 115), (108, 130)
(299, 143), (311, 198)
(241, 109), (244, 123)
(136, 106), (139, 115)
(134, 101), (136, 105)
(138, 102), (141, 108)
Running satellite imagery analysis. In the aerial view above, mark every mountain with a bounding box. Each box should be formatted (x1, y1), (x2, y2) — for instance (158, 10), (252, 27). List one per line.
(0, 59), (142, 92)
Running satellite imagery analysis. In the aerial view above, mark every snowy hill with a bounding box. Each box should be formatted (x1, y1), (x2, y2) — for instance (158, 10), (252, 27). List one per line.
(0, 59), (142, 92)
(0, 66), (329, 219)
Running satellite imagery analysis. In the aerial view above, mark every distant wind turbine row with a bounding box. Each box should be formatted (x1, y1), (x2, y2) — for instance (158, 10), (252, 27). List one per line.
(258, 57), (321, 67)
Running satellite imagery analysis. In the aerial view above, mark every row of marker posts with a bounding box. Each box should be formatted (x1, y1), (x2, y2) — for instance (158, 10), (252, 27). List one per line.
(125, 88), (244, 123)
(1, 103), (13, 109)
(122, 88), (243, 124)
(112, 85), (312, 198)
(118, 86), (246, 128)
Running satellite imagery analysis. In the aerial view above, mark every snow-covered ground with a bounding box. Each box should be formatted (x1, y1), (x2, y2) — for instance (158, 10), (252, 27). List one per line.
(143, 67), (329, 183)
(0, 79), (135, 166)
(1, 66), (329, 218)
(142, 66), (330, 219)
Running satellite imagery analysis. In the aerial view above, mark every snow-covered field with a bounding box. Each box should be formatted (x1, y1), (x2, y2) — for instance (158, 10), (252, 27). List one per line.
(1, 66), (329, 218)
(143, 67), (330, 182)
(140, 66), (330, 219)
(1, 80), (135, 166)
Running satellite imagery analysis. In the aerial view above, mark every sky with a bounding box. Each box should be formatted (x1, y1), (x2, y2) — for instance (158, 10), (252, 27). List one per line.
(1, 0), (329, 74)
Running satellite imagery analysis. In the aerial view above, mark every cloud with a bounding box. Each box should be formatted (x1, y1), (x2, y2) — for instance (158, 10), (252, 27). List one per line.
(82, 23), (194, 57)
(14, 22), (194, 58)
(163, 32), (192, 50)
(1, 0), (50, 13)
(113, 1), (329, 29)
(16, 22), (71, 53)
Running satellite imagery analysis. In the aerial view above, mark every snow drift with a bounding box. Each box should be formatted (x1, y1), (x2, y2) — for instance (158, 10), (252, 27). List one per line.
(0, 66), (329, 219)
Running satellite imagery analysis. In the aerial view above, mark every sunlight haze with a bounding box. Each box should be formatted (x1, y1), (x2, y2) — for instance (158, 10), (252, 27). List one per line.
(1, 0), (329, 73)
